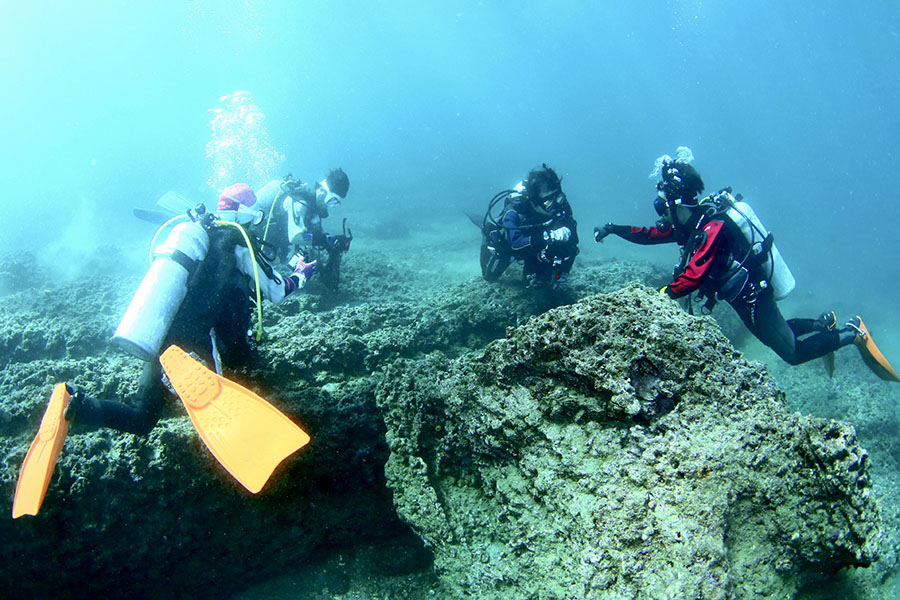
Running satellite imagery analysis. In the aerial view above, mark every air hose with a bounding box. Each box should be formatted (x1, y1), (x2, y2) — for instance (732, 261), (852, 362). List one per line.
(215, 220), (264, 342)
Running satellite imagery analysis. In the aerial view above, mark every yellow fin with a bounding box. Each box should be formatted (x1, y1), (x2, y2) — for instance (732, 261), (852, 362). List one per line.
(159, 345), (310, 492)
(13, 384), (71, 518)
(854, 317), (900, 382)
(822, 352), (835, 378)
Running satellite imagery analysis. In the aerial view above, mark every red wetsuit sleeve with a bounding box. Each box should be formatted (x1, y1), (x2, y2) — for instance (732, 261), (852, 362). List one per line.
(610, 224), (677, 245)
(667, 220), (725, 297)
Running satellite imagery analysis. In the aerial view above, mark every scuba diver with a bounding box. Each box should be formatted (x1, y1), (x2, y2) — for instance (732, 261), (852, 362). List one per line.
(13, 184), (317, 518)
(253, 168), (352, 291)
(593, 147), (899, 381)
(480, 164), (579, 292)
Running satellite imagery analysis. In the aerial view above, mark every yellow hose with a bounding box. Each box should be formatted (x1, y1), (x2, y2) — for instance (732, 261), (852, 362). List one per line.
(146, 214), (265, 342)
(215, 220), (264, 341)
(261, 181), (289, 244)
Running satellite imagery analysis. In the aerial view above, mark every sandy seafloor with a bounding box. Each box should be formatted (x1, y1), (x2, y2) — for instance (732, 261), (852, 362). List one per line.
(7, 200), (900, 600)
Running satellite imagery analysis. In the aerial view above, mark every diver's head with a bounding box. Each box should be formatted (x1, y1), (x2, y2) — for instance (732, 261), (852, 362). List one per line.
(652, 158), (704, 228)
(525, 163), (565, 216)
(657, 159), (704, 205)
(218, 183), (257, 211)
(318, 168), (350, 207)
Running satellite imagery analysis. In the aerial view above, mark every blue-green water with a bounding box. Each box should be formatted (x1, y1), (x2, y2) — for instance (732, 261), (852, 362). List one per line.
(5, 3), (900, 295)
(3, 2), (900, 598)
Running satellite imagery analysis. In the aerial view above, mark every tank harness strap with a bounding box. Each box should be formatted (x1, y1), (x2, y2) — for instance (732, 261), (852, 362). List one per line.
(761, 232), (774, 255)
(740, 232), (774, 270)
(164, 248), (201, 277)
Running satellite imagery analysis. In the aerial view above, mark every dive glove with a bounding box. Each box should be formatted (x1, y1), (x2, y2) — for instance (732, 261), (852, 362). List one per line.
(547, 227), (571, 243)
(594, 224), (613, 243)
(290, 254), (317, 281)
(332, 234), (351, 252)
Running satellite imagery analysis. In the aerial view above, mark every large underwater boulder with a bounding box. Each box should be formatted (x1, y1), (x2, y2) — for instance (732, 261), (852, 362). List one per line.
(376, 283), (882, 599)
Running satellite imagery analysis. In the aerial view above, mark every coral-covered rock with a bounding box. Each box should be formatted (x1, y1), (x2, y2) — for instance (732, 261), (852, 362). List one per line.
(376, 284), (882, 599)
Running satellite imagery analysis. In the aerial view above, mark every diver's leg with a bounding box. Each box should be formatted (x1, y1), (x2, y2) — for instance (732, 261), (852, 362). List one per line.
(787, 311), (837, 337)
(67, 361), (168, 435)
(523, 256), (549, 288)
(322, 249), (342, 290)
(795, 329), (856, 363)
(786, 318), (820, 337)
(731, 290), (799, 364)
(734, 291), (852, 365)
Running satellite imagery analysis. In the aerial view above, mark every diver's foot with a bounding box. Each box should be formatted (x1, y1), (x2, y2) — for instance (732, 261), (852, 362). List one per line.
(62, 384), (106, 424)
(818, 311), (837, 331)
(62, 383), (80, 421)
(525, 274), (550, 289)
(844, 316), (866, 346)
(552, 272), (569, 292)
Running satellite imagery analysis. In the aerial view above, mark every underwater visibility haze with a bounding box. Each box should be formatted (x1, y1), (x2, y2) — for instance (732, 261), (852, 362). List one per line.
(1, 1), (900, 599)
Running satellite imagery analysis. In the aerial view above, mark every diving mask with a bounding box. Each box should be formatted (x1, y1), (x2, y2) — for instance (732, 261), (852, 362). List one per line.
(653, 187), (673, 231)
(654, 185), (670, 217)
(535, 189), (564, 215)
(319, 179), (343, 207)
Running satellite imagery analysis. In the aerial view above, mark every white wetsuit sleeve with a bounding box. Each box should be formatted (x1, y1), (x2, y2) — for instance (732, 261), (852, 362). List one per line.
(284, 196), (310, 245)
(233, 246), (289, 304)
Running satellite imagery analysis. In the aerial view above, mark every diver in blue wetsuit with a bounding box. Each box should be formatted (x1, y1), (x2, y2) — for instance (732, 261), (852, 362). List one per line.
(480, 164), (579, 292)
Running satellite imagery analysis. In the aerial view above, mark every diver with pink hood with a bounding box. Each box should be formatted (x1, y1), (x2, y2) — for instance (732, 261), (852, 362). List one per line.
(13, 183), (318, 517)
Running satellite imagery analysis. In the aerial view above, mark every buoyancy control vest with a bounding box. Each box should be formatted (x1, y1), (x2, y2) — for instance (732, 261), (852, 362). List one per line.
(701, 188), (796, 305)
(113, 207), (274, 362)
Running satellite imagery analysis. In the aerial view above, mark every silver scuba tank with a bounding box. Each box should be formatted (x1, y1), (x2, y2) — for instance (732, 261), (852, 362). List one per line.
(725, 200), (795, 300)
(113, 221), (210, 361)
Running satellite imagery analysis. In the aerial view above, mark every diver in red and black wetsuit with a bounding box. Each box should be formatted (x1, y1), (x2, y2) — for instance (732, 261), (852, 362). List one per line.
(593, 149), (898, 380)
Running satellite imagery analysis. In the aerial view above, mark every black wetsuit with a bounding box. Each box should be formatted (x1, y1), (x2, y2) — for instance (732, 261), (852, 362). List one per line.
(607, 210), (854, 365)
(72, 226), (258, 434)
